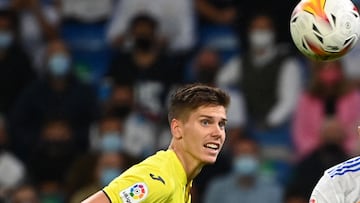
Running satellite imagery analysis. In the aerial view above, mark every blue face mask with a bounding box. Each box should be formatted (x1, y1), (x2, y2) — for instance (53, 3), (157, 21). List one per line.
(100, 168), (122, 187)
(48, 53), (71, 77)
(0, 31), (13, 49)
(100, 132), (124, 152)
(233, 155), (259, 177)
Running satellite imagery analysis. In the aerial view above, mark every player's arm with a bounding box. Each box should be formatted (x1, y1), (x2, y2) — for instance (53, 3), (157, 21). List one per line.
(82, 191), (110, 203)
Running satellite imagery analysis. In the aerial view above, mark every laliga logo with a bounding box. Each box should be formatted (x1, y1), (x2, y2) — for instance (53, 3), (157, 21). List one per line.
(130, 184), (147, 200)
(120, 182), (148, 203)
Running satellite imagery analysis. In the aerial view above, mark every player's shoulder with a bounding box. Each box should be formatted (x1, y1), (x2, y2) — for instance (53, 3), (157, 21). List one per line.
(310, 156), (360, 203)
(137, 150), (177, 172)
(325, 156), (360, 179)
(104, 151), (178, 203)
(126, 150), (180, 186)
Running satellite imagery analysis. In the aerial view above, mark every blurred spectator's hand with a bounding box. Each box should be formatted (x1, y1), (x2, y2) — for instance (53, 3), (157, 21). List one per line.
(196, 0), (237, 25)
(27, 0), (41, 10)
(12, 0), (40, 9)
(217, 8), (237, 24)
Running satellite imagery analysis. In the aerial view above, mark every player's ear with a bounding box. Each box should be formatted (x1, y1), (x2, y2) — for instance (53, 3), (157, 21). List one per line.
(171, 118), (182, 139)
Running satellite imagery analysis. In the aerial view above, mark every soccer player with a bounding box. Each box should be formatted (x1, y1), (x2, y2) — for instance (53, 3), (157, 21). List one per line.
(309, 126), (360, 203)
(82, 84), (230, 203)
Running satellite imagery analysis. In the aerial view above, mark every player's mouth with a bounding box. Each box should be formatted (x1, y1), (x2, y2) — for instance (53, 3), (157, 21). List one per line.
(204, 143), (220, 151)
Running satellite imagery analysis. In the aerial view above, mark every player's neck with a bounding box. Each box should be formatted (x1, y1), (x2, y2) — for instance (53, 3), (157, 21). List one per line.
(169, 144), (204, 182)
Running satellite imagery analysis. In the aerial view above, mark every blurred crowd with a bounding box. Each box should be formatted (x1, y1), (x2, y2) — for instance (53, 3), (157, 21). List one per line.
(1, 0), (360, 203)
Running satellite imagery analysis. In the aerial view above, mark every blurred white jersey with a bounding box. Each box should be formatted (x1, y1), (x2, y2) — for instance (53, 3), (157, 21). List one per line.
(310, 156), (360, 203)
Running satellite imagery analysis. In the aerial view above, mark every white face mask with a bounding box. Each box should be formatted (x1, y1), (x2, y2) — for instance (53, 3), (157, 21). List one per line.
(233, 155), (259, 177)
(100, 132), (124, 152)
(249, 30), (275, 50)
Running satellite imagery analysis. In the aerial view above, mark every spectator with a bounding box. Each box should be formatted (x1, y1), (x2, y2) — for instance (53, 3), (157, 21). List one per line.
(287, 117), (348, 200)
(102, 82), (135, 120)
(0, 115), (26, 200)
(108, 83), (157, 159)
(10, 184), (40, 203)
(234, 1), (298, 46)
(203, 136), (283, 203)
(107, 14), (181, 119)
(11, 0), (59, 73)
(292, 60), (360, 160)
(90, 113), (125, 153)
(58, 0), (115, 84)
(190, 47), (222, 84)
(92, 81), (158, 160)
(0, 8), (36, 117)
(29, 117), (77, 203)
(216, 13), (302, 132)
(107, 0), (195, 53)
(10, 39), (99, 160)
(69, 152), (128, 203)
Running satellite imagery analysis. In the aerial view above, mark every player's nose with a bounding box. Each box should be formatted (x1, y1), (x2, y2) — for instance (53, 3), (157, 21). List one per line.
(211, 125), (223, 137)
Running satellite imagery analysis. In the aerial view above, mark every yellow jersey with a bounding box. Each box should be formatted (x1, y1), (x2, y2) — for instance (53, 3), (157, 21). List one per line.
(103, 150), (192, 203)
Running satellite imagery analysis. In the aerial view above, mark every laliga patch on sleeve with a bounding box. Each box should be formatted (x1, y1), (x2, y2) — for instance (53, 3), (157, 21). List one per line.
(310, 198), (316, 203)
(120, 182), (148, 203)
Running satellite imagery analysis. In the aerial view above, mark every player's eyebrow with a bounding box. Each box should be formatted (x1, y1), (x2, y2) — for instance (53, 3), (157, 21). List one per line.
(199, 115), (227, 122)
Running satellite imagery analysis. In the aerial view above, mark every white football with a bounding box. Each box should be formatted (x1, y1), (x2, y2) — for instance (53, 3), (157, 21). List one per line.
(290, 0), (360, 61)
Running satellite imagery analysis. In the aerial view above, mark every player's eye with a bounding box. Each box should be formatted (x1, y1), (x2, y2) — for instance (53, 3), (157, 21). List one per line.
(219, 121), (226, 129)
(201, 119), (210, 126)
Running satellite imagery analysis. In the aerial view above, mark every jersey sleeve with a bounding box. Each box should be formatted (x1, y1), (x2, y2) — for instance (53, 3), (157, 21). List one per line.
(310, 173), (342, 203)
(103, 165), (170, 203)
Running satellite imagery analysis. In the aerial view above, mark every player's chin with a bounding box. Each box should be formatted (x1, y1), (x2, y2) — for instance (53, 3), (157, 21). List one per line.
(205, 159), (217, 164)
(202, 155), (219, 164)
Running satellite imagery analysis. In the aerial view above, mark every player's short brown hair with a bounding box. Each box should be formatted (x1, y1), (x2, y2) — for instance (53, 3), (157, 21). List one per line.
(168, 83), (230, 123)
